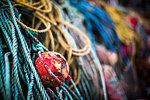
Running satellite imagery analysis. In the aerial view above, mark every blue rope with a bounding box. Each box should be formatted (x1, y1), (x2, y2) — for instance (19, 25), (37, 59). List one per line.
(55, 88), (62, 100)
(68, 0), (137, 86)
(27, 73), (34, 100)
(0, 38), (7, 100)
(69, 0), (120, 52)
(46, 88), (59, 99)
(60, 86), (73, 100)
(4, 52), (11, 100)
(9, 19), (26, 100)
(7, 0), (50, 99)
(0, 1), (83, 99)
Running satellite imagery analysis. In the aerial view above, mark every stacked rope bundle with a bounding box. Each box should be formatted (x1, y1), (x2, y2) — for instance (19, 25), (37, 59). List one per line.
(14, 0), (91, 58)
(74, 0), (149, 99)
(56, 1), (108, 99)
(68, 0), (121, 52)
(46, 1), (107, 99)
(67, 0), (133, 73)
(62, 0), (129, 100)
(0, 0), (94, 99)
(100, 1), (149, 93)
(68, 0), (146, 99)
(0, 1), (49, 99)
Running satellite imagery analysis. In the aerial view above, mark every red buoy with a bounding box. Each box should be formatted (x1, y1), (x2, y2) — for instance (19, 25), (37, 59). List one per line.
(35, 52), (69, 87)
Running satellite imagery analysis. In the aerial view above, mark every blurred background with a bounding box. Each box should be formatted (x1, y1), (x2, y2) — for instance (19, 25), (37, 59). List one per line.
(87, 0), (150, 99)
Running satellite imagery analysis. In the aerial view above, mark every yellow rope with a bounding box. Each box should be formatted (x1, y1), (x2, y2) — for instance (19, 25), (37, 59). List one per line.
(16, 18), (51, 33)
(70, 66), (81, 89)
(99, 2), (145, 57)
(14, 0), (91, 67)
(16, 0), (52, 13)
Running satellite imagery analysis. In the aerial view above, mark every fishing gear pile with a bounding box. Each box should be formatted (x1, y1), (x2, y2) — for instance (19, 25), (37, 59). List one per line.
(0, 0), (150, 100)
